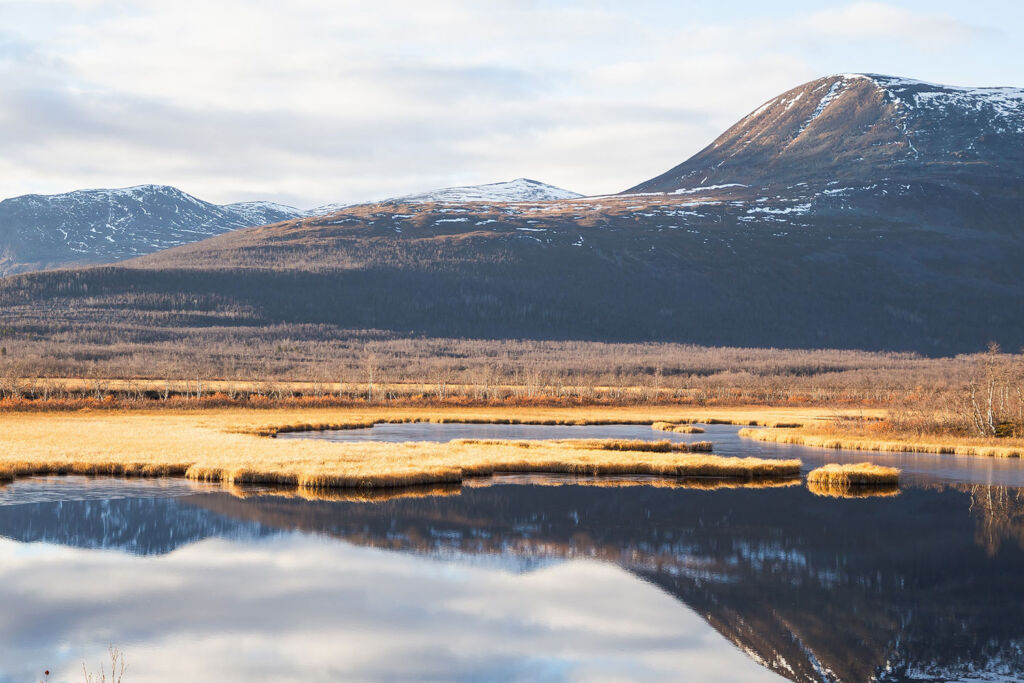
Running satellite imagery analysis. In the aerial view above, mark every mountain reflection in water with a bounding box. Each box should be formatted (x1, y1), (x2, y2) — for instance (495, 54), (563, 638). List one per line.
(0, 477), (1022, 682)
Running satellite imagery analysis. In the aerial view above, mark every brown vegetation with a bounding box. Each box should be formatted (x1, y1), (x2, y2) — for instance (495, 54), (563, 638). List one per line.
(742, 423), (1024, 459)
(0, 330), (1004, 411)
(449, 438), (713, 453)
(733, 346), (1024, 458)
(0, 407), (803, 492)
(807, 463), (901, 490)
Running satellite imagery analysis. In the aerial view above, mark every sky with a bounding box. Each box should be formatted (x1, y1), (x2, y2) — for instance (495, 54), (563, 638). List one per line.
(0, 0), (1021, 208)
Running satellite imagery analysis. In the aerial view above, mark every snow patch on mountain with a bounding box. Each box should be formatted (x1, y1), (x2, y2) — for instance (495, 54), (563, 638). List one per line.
(383, 178), (582, 204)
(862, 73), (1024, 130)
(0, 185), (307, 273)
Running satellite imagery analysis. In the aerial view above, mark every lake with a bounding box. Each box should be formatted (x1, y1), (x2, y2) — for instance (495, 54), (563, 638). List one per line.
(1, 424), (1022, 682)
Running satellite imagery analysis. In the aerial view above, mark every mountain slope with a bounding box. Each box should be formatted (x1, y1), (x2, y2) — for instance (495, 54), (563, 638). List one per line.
(627, 73), (1024, 194)
(2, 74), (1023, 353)
(384, 178), (582, 203)
(0, 185), (306, 275)
(308, 178), (581, 214)
(0, 180), (581, 276)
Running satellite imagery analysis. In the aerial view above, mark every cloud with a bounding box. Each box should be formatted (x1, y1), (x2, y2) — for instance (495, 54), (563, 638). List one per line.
(799, 2), (987, 47)
(0, 1), (1011, 206)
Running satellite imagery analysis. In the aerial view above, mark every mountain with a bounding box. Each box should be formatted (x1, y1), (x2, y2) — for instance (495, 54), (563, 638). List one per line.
(308, 178), (581, 215)
(0, 180), (580, 276)
(2, 74), (1023, 353)
(628, 73), (1024, 193)
(384, 178), (582, 204)
(0, 184), (306, 275)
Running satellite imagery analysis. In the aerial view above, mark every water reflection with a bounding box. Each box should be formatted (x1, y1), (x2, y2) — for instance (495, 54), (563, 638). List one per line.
(0, 476), (1022, 682)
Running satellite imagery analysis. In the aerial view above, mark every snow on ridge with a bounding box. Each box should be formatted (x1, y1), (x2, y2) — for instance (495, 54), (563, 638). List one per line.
(848, 73), (1024, 120)
(6, 184), (203, 204)
(383, 178), (582, 204)
(796, 76), (856, 134)
(225, 200), (303, 212)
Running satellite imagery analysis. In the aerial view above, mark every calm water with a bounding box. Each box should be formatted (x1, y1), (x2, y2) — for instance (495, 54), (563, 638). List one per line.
(0, 426), (1022, 682)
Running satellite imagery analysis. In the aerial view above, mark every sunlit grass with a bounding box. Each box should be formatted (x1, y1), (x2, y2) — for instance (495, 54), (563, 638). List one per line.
(806, 463), (901, 496)
(740, 425), (1024, 458)
(0, 407), (804, 491)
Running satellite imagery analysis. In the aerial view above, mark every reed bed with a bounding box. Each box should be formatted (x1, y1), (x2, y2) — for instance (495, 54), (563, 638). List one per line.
(652, 421), (705, 434)
(807, 463), (901, 492)
(741, 427), (1024, 458)
(255, 409), (826, 437)
(0, 407), (803, 492)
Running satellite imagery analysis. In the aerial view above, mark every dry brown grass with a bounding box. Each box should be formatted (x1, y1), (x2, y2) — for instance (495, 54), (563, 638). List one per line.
(807, 463), (901, 492)
(652, 421), (705, 434)
(741, 425), (1024, 458)
(0, 406), (805, 491)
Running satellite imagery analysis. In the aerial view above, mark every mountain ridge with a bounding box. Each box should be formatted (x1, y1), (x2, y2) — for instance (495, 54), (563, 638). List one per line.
(0, 184), (306, 275)
(2, 73), (1023, 353)
(0, 179), (582, 275)
(627, 72), (1024, 194)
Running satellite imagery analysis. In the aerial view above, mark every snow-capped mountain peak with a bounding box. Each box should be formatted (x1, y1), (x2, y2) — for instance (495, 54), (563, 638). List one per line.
(628, 73), (1024, 194)
(0, 184), (306, 275)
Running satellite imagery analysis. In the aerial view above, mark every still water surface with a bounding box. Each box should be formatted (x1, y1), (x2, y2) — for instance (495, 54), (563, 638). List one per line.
(0, 425), (1022, 682)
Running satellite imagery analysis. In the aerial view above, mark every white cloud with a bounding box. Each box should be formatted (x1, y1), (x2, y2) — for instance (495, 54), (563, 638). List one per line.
(799, 2), (985, 46)
(0, 1), (1009, 207)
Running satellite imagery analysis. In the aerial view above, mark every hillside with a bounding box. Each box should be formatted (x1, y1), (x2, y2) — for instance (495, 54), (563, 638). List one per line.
(1, 74), (1023, 355)
(0, 180), (580, 276)
(0, 185), (305, 275)
(628, 73), (1024, 193)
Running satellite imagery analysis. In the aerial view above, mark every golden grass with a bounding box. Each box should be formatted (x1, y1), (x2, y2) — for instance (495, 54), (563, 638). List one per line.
(251, 405), (856, 436)
(741, 426), (1024, 458)
(807, 462), (901, 490)
(0, 406), (804, 491)
(652, 421), (705, 434)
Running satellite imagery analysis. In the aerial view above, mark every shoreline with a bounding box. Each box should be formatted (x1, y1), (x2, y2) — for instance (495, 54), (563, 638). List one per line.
(0, 405), (821, 491)
(740, 427), (1024, 459)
